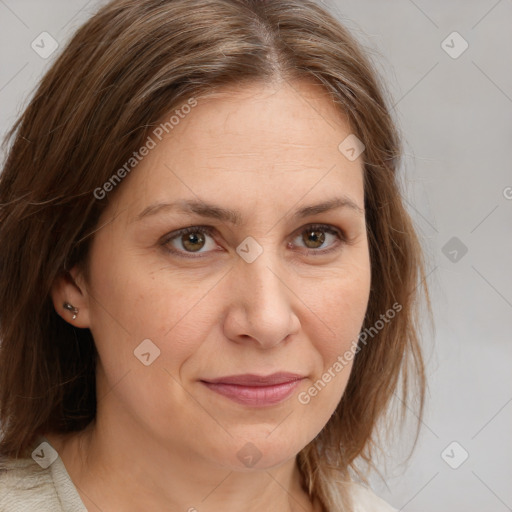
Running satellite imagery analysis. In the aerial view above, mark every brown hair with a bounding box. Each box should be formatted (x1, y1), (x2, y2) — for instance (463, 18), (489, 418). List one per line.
(0, 0), (430, 509)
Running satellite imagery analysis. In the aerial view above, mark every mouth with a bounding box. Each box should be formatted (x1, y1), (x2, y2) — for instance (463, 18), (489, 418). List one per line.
(200, 372), (305, 407)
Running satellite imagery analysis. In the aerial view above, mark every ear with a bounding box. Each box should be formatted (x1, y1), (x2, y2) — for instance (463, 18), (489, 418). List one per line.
(51, 265), (91, 328)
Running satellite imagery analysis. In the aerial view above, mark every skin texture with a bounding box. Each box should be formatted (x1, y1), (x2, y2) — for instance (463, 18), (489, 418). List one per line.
(49, 79), (371, 512)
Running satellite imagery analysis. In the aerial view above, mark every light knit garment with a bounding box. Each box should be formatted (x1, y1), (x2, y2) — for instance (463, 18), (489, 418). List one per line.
(0, 436), (396, 512)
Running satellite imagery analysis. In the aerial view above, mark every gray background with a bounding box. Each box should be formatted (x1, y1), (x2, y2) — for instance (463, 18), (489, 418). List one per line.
(1, 1), (511, 511)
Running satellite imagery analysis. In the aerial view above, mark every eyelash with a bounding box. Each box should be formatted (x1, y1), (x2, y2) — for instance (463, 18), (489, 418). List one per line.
(160, 224), (347, 259)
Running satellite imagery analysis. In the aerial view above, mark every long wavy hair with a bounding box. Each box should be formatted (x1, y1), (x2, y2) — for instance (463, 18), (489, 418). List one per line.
(0, 1), (430, 510)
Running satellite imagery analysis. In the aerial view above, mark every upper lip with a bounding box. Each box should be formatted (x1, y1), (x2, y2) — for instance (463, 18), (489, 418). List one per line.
(202, 372), (305, 386)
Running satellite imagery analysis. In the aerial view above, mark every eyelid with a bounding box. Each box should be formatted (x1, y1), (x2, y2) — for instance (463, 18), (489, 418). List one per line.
(160, 225), (218, 259)
(292, 223), (345, 240)
(289, 223), (346, 256)
(160, 223), (347, 258)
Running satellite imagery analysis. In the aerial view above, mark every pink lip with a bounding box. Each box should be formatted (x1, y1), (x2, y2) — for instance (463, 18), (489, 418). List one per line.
(201, 372), (305, 407)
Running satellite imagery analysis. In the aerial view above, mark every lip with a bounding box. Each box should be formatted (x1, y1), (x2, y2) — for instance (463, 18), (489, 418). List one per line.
(201, 372), (305, 407)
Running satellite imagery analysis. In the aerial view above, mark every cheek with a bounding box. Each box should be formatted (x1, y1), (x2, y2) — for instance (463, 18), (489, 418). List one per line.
(297, 270), (370, 423)
(308, 262), (371, 353)
(87, 248), (219, 376)
(85, 257), (214, 419)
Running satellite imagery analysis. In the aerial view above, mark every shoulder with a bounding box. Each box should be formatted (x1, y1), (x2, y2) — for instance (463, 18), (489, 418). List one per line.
(0, 455), (57, 512)
(349, 482), (397, 512)
(0, 437), (87, 512)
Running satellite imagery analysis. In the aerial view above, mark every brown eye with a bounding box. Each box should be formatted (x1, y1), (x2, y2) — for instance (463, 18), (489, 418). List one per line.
(181, 231), (206, 252)
(291, 224), (344, 254)
(302, 229), (326, 249)
(163, 226), (218, 257)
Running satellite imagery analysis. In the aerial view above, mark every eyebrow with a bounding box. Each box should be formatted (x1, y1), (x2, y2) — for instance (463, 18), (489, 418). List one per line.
(133, 196), (364, 225)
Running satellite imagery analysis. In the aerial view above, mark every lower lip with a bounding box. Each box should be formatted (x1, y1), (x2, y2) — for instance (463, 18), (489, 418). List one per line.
(201, 379), (303, 407)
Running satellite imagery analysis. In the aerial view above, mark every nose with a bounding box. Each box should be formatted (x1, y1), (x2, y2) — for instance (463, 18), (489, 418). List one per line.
(222, 252), (301, 349)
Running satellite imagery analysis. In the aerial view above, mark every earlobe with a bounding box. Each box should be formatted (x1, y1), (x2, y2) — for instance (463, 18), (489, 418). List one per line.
(50, 266), (91, 328)
(63, 302), (79, 320)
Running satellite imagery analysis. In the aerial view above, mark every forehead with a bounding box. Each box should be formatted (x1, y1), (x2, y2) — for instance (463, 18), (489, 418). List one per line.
(171, 79), (356, 158)
(110, 79), (364, 214)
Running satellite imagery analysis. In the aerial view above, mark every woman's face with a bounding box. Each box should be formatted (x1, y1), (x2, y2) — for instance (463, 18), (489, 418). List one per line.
(70, 80), (371, 469)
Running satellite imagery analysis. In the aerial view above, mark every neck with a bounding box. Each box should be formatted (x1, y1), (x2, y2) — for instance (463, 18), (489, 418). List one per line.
(46, 417), (318, 512)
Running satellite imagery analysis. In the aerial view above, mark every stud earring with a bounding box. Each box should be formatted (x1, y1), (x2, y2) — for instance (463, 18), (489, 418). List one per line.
(63, 302), (79, 320)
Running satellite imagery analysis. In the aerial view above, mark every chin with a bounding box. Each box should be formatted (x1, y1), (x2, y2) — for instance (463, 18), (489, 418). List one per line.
(207, 429), (310, 471)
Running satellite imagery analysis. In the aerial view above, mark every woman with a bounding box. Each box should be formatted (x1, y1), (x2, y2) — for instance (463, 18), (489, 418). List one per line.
(0, 0), (429, 510)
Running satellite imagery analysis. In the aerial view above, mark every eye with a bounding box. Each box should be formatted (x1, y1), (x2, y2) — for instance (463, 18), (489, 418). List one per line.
(161, 223), (345, 259)
(290, 224), (344, 254)
(161, 226), (219, 257)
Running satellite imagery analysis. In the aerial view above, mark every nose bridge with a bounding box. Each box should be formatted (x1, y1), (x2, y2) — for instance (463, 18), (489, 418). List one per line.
(227, 245), (298, 347)
(244, 250), (284, 307)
